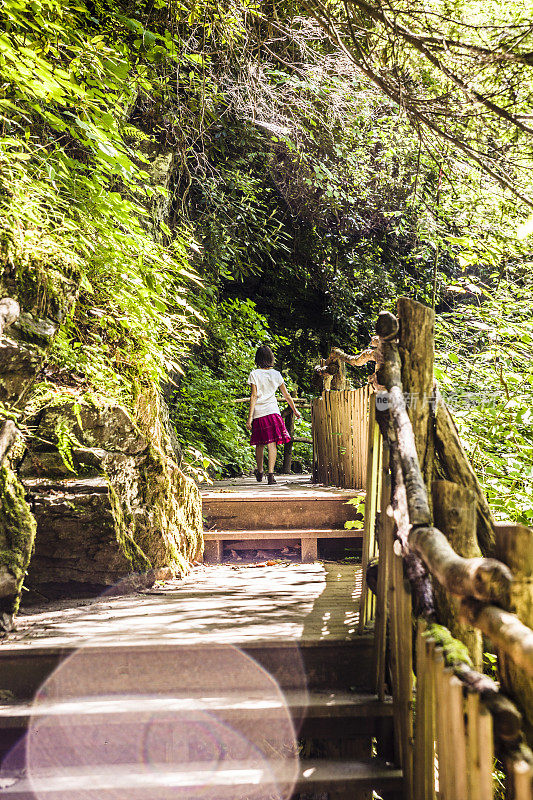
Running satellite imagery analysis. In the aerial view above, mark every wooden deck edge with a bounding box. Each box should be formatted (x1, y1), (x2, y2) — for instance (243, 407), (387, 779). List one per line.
(203, 529), (363, 540)
(201, 492), (365, 502)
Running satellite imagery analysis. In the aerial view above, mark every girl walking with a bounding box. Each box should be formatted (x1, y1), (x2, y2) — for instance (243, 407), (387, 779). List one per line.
(246, 345), (300, 485)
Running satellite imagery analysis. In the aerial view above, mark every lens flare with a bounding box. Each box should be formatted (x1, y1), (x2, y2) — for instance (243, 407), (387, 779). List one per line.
(25, 643), (300, 800)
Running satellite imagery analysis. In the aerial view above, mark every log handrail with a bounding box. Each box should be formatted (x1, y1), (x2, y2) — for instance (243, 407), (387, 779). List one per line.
(360, 299), (533, 798)
(375, 312), (530, 674)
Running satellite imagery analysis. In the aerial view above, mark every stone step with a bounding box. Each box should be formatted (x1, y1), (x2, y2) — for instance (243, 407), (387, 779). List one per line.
(202, 493), (364, 532)
(1, 757), (403, 798)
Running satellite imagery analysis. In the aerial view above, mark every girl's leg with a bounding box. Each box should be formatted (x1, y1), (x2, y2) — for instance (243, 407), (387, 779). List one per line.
(267, 442), (277, 474)
(255, 445), (264, 472)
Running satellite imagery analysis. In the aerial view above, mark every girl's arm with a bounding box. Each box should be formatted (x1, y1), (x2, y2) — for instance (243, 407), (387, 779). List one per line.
(247, 384), (257, 430)
(279, 383), (301, 419)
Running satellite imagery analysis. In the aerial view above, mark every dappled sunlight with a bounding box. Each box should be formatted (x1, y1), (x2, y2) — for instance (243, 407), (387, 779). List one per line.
(11, 563), (364, 648)
(301, 562), (361, 642)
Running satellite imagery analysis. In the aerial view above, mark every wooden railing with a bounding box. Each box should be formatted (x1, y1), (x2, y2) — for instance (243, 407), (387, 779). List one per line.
(311, 385), (371, 489)
(360, 299), (533, 799)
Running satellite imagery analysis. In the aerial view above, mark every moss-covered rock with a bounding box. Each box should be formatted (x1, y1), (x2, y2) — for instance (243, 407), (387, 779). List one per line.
(12, 230), (79, 324)
(0, 335), (42, 404)
(0, 464), (36, 623)
(20, 388), (202, 596)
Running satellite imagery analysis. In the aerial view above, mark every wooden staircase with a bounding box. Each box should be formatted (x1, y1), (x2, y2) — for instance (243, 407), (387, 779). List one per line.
(202, 481), (365, 562)
(0, 640), (402, 799)
(0, 561), (403, 799)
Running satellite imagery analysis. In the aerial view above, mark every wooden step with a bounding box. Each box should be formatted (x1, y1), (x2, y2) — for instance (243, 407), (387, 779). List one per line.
(202, 494), (364, 531)
(204, 529), (363, 540)
(0, 689), (392, 733)
(0, 638), (376, 701)
(1, 757), (403, 798)
(203, 528), (363, 563)
(0, 690), (393, 766)
(0, 690), (392, 728)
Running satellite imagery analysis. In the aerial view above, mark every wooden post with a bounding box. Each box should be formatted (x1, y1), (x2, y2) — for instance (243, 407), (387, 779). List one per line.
(494, 522), (533, 746)
(203, 540), (223, 564)
(465, 691), (482, 800)
(414, 620), (436, 800)
(301, 537), (318, 563)
(478, 704), (495, 800)
(448, 674), (468, 800)
(432, 480), (483, 669)
(374, 443), (392, 698)
(281, 406), (295, 474)
(311, 398), (318, 482)
(330, 356), (347, 390)
(434, 649), (452, 799)
(359, 394), (381, 631)
(397, 297), (435, 497)
(508, 758), (533, 800)
(465, 692), (494, 800)
(390, 540), (414, 797)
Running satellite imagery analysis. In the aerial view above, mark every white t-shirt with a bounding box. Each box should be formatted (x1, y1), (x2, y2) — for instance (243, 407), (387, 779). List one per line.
(248, 368), (284, 419)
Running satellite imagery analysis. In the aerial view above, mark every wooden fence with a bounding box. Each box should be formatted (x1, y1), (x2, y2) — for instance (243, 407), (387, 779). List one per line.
(359, 300), (533, 799)
(311, 385), (371, 489)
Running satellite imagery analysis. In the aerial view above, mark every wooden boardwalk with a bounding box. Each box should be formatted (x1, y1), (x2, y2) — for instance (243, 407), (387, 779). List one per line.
(0, 483), (403, 799)
(201, 475), (364, 562)
(3, 562), (363, 649)
(200, 473), (362, 497)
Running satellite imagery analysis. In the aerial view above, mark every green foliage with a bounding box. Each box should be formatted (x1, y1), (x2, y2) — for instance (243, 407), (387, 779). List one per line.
(0, 0), (202, 410)
(436, 275), (533, 525)
(2, 0), (533, 510)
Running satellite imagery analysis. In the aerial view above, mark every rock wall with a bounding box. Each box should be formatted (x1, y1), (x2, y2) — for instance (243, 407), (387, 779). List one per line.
(19, 392), (203, 598)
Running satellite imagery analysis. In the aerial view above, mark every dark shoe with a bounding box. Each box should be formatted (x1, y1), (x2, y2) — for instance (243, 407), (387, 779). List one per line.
(267, 473), (277, 485)
(254, 469), (263, 482)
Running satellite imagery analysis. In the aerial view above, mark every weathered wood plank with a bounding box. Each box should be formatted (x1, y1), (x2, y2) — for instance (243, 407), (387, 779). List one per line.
(203, 529), (363, 540)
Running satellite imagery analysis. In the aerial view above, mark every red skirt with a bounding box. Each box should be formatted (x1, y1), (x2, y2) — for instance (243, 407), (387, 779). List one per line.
(250, 413), (291, 446)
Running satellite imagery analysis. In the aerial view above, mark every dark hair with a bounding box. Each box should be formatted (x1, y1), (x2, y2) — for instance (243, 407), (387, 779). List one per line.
(255, 345), (275, 368)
